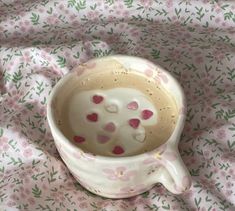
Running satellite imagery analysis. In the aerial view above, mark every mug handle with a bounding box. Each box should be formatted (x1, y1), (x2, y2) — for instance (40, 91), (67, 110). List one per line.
(156, 146), (192, 194)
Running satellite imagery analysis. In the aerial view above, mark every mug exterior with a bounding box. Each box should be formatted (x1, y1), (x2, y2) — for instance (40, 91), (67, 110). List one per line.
(47, 55), (192, 198)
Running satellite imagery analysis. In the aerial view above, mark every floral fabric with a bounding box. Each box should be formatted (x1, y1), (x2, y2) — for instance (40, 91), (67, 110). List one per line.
(0, 0), (235, 210)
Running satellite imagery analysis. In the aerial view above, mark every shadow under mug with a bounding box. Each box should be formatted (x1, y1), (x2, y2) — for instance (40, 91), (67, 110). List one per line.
(47, 55), (192, 198)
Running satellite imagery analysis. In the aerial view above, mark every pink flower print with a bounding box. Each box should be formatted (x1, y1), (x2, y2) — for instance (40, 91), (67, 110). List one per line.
(46, 16), (57, 25)
(10, 194), (19, 201)
(140, 0), (153, 8)
(169, 49), (181, 61)
(21, 140), (29, 148)
(107, 15), (116, 22)
(172, 205), (180, 210)
(25, 188), (30, 195)
(226, 182), (233, 189)
(212, 49), (225, 61)
(0, 136), (8, 146)
(51, 191), (65, 201)
(72, 20), (80, 27)
(2, 144), (9, 151)
(21, 51), (31, 63)
(38, 8), (44, 13)
(216, 129), (226, 139)
(221, 152), (235, 163)
(195, 56), (204, 64)
(200, 178), (215, 190)
(7, 201), (16, 207)
(212, 167), (219, 174)
(71, 149), (95, 162)
(182, 189), (193, 199)
(69, 14), (77, 21)
(215, 17), (221, 23)
(0, 137), (10, 152)
(59, 4), (64, 10)
(114, 184), (146, 197)
(154, 184), (165, 195)
(166, 0), (173, 8)
(228, 169), (234, 175)
(225, 189), (233, 197)
(96, 201), (111, 209)
(23, 148), (33, 158)
(28, 197), (35, 205)
(212, 3), (222, 14)
(79, 202), (88, 209)
(39, 107), (46, 116)
(115, 10), (121, 15)
(7, 98), (15, 107)
(87, 11), (99, 20)
(102, 166), (136, 181)
(123, 10), (129, 18)
(120, 184), (146, 194)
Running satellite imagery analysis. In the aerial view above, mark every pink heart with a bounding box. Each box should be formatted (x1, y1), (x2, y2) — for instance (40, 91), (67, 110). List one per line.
(112, 146), (124, 155)
(97, 135), (110, 144)
(86, 113), (98, 122)
(127, 101), (138, 110)
(92, 95), (104, 104)
(73, 136), (85, 143)
(141, 110), (153, 120)
(103, 122), (116, 132)
(128, 118), (140, 129)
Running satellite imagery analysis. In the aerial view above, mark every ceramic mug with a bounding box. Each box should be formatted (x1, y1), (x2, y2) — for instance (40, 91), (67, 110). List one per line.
(47, 55), (192, 198)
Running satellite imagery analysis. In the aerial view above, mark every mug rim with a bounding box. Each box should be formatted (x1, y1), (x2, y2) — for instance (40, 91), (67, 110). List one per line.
(47, 54), (186, 162)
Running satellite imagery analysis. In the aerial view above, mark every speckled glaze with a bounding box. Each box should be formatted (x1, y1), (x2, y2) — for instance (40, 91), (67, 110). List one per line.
(47, 55), (192, 198)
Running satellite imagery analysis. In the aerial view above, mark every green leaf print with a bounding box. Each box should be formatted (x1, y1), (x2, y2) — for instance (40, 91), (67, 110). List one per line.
(68, 0), (86, 12)
(48, 167), (58, 183)
(194, 197), (202, 209)
(227, 140), (235, 150)
(195, 7), (205, 21)
(0, 193), (7, 203)
(162, 204), (170, 210)
(57, 56), (66, 68)
(0, 165), (4, 173)
(227, 67), (235, 81)
(3, 71), (11, 82)
(32, 184), (42, 198)
(224, 11), (235, 21)
(124, 0), (133, 8)
(175, 8), (181, 19)
(12, 70), (23, 83)
(7, 157), (23, 167)
(30, 13), (40, 25)
(0, 128), (3, 137)
(36, 81), (44, 96)
(105, 0), (114, 6)
(151, 49), (160, 59)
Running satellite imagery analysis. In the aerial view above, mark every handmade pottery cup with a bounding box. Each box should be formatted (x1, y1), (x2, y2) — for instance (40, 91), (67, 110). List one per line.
(47, 55), (192, 198)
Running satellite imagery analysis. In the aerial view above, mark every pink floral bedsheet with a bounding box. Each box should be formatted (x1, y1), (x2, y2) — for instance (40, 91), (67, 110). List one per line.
(0, 0), (235, 210)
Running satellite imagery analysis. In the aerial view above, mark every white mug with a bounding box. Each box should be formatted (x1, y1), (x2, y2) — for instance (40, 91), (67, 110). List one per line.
(47, 55), (192, 198)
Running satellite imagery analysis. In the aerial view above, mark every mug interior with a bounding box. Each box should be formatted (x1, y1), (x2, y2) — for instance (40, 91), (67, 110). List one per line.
(48, 55), (186, 158)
